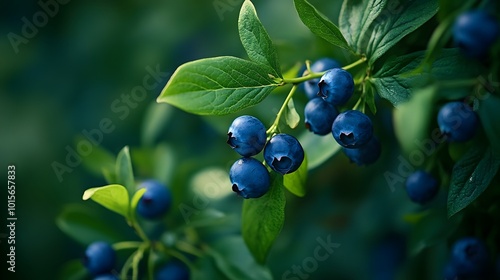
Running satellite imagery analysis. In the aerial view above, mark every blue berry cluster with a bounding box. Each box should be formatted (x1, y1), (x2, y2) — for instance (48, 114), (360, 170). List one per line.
(302, 58), (381, 166)
(227, 115), (304, 198)
(443, 237), (493, 279)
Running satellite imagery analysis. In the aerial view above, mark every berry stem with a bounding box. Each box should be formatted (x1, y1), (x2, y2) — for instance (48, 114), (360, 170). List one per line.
(282, 57), (367, 84)
(113, 241), (143, 251)
(266, 85), (298, 136)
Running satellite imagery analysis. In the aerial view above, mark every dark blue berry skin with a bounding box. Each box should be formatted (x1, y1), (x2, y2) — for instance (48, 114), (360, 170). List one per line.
(332, 110), (373, 148)
(453, 10), (500, 58)
(303, 58), (341, 100)
(443, 261), (460, 280)
(264, 133), (304, 175)
(437, 102), (478, 142)
(83, 242), (116, 276)
(343, 136), (381, 166)
(450, 237), (490, 278)
(304, 98), (339, 135)
(230, 157), (270, 199)
(404, 170), (439, 204)
(318, 68), (354, 106)
(93, 274), (119, 280)
(137, 180), (172, 219)
(227, 115), (267, 157)
(155, 261), (190, 280)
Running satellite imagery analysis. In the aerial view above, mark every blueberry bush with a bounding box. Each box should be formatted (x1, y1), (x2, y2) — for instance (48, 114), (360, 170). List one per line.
(57, 0), (500, 279)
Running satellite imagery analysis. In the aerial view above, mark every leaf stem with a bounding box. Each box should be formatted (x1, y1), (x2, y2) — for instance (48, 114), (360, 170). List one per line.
(113, 241), (143, 251)
(342, 55), (367, 71)
(266, 85), (298, 136)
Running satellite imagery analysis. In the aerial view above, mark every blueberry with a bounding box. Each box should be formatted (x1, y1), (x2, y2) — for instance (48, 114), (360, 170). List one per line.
(318, 68), (354, 106)
(453, 10), (500, 58)
(437, 101), (478, 142)
(331, 110), (373, 148)
(93, 274), (119, 280)
(230, 157), (270, 198)
(450, 237), (490, 278)
(264, 133), (304, 174)
(443, 260), (460, 280)
(404, 170), (439, 204)
(155, 261), (190, 280)
(304, 98), (339, 135)
(343, 136), (381, 166)
(137, 180), (172, 219)
(83, 241), (116, 276)
(303, 58), (341, 100)
(227, 115), (267, 157)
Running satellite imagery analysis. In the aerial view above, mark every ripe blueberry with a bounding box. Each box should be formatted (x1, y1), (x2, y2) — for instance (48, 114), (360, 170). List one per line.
(264, 133), (304, 174)
(332, 110), (373, 148)
(343, 136), (381, 166)
(453, 10), (500, 58)
(227, 115), (267, 157)
(304, 98), (339, 135)
(318, 68), (354, 106)
(137, 180), (172, 219)
(83, 241), (116, 276)
(230, 157), (270, 198)
(404, 170), (439, 204)
(437, 101), (478, 142)
(450, 237), (490, 278)
(93, 274), (119, 280)
(155, 261), (190, 280)
(303, 58), (341, 100)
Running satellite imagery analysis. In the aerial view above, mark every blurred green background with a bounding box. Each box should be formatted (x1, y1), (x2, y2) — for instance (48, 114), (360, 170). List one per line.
(1, 0), (453, 279)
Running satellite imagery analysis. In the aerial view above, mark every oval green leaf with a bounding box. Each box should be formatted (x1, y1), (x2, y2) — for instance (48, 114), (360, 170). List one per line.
(157, 56), (280, 115)
(82, 184), (130, 218)
(283, 154), (307, 197)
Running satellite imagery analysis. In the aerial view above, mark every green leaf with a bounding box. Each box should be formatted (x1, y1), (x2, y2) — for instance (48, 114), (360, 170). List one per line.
(365, 81), (377, 114)
(57, 260), (89, 280)
(76, 136), (116, 178)
(477, 94), (500, 159)
(242, 172), (285, 264)
(157, 56), (280, 115)
(448, 147), (500, 217)
(368, 0), (438, 64)
(82, 184), (130, 218)
(339, 0), (387, 54)
(293, 0), (353, 53)
(298, 131), (341, 170)
(393, 86), (437, 155)
(130, 188), (147, 218)
(140, 103), (174, 147)
(56, 204), (125, 245)
(285, 98), (300, 129)
(238, 0), (281, 77)
(283, 154), (307, 197)
(208, 236), (273, 280)
(371, 49), (481, 106)
(116, 146), (135, 194)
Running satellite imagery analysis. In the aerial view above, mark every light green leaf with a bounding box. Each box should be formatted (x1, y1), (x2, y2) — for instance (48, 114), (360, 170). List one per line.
(208, 236), (273, 280)
(299, 131), (341, 170)
(477, 94), (500, 159)
(285, 98), (300, 129)
(242, 172), (285, 264)
(82, 184), (130, 218)
(283, 154), (307, 197)
(293, 0), (353, 52)
(130, 188), (147, 218)
(393, 86), (437, 155)
(239, 0), (281, 77)
(56, 204), (125, 245)
(157, 56), (280, 115)
(448, 147), (500, 217)
(364, 0), (438, 64)
(116, 146), (135, 194)
(371, 49), (481, 106)
(339, 0), (387, 54)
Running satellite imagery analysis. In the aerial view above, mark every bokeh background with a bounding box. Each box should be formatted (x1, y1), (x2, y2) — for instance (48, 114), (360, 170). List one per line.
(1, 0), (453, 279)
